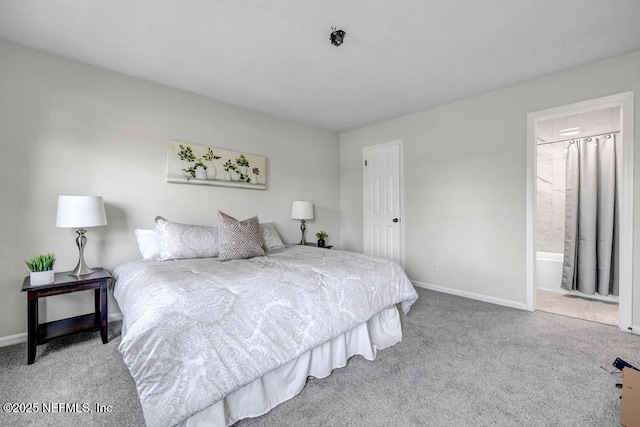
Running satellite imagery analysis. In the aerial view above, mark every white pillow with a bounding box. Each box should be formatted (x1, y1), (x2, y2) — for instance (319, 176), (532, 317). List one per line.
(218, 211), (265, 261)
(260, 222), (286, 251)
(155, 216), (220, 260)
(134, 228), (161, 261)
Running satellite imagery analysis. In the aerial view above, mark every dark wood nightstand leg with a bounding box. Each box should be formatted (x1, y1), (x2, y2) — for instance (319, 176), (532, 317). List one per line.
(94, 288), (100, 330)
(99, 281), (108, 344)
(27, 291), (38, 365)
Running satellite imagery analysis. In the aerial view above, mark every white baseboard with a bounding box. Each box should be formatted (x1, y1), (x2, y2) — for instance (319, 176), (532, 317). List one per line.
(0, 332), (27, 347)
(631, 325), (640, 336)
(0, 312), (123, 347)
(412, 281), (529, 311)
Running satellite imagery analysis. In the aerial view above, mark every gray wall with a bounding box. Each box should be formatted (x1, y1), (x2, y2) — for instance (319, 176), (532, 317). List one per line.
(340, 51), (640, 323)
(0, 40), (340, 338)
(3, 38), (640, 340)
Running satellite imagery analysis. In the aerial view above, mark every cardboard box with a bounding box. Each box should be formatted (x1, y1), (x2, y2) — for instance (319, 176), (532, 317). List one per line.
(621, 368), (640, 427)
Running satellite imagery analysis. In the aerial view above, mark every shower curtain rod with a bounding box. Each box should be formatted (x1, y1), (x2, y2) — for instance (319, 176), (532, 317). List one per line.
(536, 130), (620, 146)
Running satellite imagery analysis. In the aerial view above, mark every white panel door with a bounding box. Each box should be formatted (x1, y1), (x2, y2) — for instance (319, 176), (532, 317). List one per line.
(363, 142), (402, 264)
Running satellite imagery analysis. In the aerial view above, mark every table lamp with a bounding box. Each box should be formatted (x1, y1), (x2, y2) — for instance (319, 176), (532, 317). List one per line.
(56, 195), (107, 276)
(291, 201), (314, 245)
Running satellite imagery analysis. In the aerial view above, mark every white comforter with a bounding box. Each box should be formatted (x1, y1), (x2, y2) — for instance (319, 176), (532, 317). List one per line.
(113, 246), (418, 427)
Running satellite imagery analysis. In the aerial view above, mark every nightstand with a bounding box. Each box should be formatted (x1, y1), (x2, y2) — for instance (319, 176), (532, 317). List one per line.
(21, 268), (111, 365)
(305, 243), (334, 249)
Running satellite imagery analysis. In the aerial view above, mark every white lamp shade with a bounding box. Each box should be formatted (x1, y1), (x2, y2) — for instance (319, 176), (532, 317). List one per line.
(56, 195), (108, 228)
(291, 201), (314, 220)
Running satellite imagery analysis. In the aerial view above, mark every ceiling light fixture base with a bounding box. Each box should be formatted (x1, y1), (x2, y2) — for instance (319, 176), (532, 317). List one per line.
(330, 27), (345, 47)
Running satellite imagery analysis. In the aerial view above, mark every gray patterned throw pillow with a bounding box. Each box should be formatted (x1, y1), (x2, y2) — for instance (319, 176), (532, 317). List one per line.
(218, 211), (265, 261)
(155, 216), (220, 260)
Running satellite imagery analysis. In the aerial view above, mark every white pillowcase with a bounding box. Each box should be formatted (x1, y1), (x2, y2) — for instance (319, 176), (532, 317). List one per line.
(260, 222), (286, 251)
(134, 228), (161, 261)
(134, 219), (286, 261)
(155, 216), (220, 261)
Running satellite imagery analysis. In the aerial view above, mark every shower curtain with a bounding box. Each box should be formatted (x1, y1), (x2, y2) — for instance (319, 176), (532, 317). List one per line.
(561, 134), (618, 296)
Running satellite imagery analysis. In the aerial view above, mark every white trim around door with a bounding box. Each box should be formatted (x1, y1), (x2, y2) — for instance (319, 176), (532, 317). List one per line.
(525, 91), (634, 332)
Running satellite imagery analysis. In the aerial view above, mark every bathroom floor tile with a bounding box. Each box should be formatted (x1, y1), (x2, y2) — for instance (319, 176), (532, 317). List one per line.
(536, 289), (618, 326)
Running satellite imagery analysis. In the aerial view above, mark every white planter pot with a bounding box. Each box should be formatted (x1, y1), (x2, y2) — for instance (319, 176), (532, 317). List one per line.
(195, 166), (207, 180)
(30, 270), (54, 286)
(206, 163), (217, 180)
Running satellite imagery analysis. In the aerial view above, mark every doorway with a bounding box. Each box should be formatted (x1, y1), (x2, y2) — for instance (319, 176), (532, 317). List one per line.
(526, 92), (634, 331)
(535, 108), (620, 325)
(363, 140), (404, 265)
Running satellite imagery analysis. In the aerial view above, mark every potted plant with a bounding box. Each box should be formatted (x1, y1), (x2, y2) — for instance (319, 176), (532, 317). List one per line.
(251, 167), (260, 184)
(223, 159), (236, 181)
(178, 144), (223, 180)
(202, 148), (221, 179)
(25, 253), (56, 286)
(234, 154), (252, 182)
(194, 160), (208, 180)
(235, 154), (250, 174)
(315, 231), (328, 248)
(177, 144), (197, 179)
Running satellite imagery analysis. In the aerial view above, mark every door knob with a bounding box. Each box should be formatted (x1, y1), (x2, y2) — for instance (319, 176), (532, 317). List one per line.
(392, 218), (399, 223)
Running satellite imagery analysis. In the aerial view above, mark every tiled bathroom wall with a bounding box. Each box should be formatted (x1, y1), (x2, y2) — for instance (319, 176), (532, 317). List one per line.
(536, 141), (566, 253)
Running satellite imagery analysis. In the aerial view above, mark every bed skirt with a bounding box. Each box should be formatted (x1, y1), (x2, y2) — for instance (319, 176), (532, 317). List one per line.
(180, 305), (403, 427)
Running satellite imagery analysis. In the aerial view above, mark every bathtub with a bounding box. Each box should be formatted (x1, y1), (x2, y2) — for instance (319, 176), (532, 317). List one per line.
(535, 251), (619, 302)
(535, 251), (564, 290)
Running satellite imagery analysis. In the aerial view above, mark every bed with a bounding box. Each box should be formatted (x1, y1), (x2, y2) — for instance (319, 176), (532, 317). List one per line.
(113, 215), (418, 427)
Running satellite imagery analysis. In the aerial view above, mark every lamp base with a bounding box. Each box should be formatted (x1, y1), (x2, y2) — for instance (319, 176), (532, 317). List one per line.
(69, 261), (95, 277)
(68, 228), (95, 277)
(298, 219), (307, 245)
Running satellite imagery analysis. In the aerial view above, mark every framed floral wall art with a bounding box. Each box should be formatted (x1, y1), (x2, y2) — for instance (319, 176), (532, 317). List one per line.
(166, 140), (266, 190)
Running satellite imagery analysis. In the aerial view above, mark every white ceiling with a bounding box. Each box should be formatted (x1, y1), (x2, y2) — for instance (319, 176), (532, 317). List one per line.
(1, 1), (639, 132)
